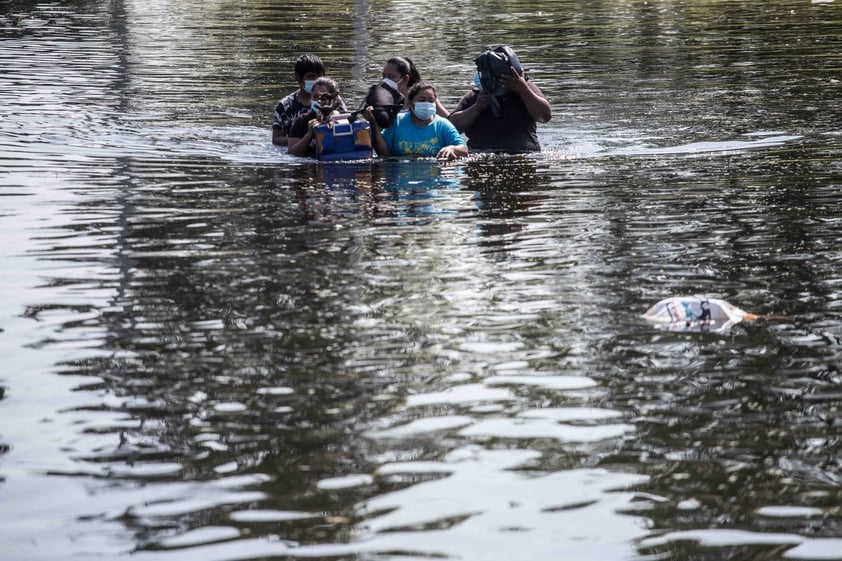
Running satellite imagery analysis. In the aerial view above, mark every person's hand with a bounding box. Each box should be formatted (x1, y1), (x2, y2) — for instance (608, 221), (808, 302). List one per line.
(436, 145), (460, 160)
(500, 65), (529, 95)
(362, 106), (376, 124)
(305, 118), (322, 136)
(362, 106), (382, 134)
(475, 91), (492, 111)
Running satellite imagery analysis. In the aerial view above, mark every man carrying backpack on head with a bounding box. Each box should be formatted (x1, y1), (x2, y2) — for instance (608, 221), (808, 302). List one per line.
(449, 45), (552, 153)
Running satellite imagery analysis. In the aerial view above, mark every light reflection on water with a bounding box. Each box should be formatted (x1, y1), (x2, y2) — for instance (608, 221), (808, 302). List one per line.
(2, 1), (842, 560)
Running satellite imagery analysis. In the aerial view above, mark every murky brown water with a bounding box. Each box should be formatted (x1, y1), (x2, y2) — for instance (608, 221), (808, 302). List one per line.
(2, 1), (842, 560)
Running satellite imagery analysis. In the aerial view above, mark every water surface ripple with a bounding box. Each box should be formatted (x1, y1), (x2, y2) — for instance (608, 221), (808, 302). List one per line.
(2, 1), (842, 560)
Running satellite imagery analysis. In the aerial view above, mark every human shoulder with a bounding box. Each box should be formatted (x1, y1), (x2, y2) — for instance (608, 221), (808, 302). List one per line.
(391, 110), (413, 127)
(433, 114), (458, 130)
(434, 115), (465, 145)
(453, 88), (480, 112)
(381, 111), (411, 146)
(295, 109), (316, 124)
(289, 110), (316, 137)
(435, 113), (456, 123)
(278, 90), (303, 112)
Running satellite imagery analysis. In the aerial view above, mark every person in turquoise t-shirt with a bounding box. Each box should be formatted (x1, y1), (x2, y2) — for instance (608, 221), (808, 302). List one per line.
(365, 82), (468, 160)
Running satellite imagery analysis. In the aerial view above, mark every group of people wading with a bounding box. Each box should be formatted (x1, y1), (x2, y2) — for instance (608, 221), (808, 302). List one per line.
(272, 47), (552, 161)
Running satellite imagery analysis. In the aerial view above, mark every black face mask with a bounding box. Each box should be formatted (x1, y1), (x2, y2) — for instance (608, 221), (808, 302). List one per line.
(313, 93), (337, 121)
(474, 45), (523, 96)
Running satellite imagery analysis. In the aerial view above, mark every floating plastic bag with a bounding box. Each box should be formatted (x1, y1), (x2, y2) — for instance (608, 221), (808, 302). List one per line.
(642, 296), (758, 333)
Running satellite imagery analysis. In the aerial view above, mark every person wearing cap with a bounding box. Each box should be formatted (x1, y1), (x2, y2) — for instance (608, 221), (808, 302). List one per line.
(448, 45), (552, 152)
(272, 54), (347, 146)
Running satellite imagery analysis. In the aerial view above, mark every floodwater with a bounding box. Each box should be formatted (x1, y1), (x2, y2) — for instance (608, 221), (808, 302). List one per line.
(2, 0), (842, 559)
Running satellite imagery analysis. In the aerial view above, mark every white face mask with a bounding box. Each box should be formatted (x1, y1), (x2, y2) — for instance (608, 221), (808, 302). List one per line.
(381, 77), (399, 90)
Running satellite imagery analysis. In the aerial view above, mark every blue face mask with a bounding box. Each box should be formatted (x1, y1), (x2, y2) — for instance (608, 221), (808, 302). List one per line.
(303, 80), (315, 93)
(310, 100), (321, 112)
(413, 101), (436, 121)
(473, 71), (483, 90)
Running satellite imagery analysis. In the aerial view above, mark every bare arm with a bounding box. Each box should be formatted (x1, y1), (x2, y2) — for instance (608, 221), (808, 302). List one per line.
(363, 107), (390, 157)
(287, 119), (316, 157)
(435, 98), (449, 118)
(448, 90), (490, 133)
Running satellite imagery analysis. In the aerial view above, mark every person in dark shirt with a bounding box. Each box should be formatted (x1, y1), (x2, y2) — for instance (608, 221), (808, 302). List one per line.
(287, 77), (343, 158)
(272, 54), (346, 146)
(449, 46), (552, 152)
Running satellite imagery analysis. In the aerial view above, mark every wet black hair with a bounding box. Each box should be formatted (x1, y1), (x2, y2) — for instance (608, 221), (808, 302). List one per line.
(407, 81), (436, 101)
(294, 53), (326, 79)
(312, 76), (339, 96)
(386, 56), (422, 87)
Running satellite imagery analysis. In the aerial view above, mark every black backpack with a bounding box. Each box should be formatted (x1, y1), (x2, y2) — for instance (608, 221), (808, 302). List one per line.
(363, 82), (405, 129)
(474, 45), (524, 96)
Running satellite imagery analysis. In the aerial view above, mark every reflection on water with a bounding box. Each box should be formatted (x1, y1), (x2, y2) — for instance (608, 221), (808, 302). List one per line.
(3, 0), (842, 560)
